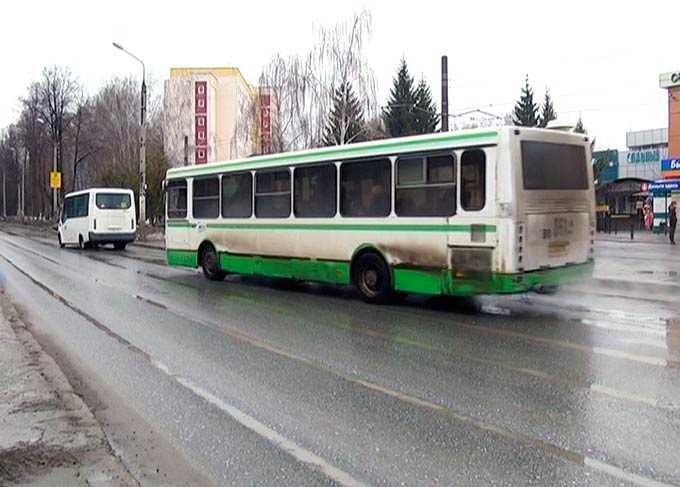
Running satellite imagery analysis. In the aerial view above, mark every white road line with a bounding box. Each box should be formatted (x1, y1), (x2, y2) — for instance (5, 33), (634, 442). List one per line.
(589, 384), (676, 410)
(592, 347), (668, 367)
(149, 360), (367, 487)
(584, 457), (676, 487)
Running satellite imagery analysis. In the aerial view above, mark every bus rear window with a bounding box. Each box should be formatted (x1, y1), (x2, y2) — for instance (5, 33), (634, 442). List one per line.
(96, 193), (131, 209)
(521, 141), (588, 190)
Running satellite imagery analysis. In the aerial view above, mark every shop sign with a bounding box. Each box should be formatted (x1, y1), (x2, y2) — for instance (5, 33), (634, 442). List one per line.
(627, 149), (660, 164)
(661, 158), (680, 179)
(649, 180), (680, 191)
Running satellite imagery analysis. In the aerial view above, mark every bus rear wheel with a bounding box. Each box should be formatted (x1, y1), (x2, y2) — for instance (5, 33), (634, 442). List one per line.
(353, 252), (392, 304)
(114, 242), (126, 250)
(200, 244), (226, 281)
(58, 233), (65, 248)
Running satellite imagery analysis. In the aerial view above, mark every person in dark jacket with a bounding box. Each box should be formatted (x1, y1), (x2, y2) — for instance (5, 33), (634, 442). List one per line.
(669, 201), (677, 245)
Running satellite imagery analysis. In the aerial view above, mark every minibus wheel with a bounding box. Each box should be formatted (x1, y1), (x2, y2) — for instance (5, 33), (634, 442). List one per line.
(78, 235), (84, 250)
(200, 243), (226, 281)
(353, 252), (392, 304)
(114, 242), (126, 250)
(58, 232), (65, 248)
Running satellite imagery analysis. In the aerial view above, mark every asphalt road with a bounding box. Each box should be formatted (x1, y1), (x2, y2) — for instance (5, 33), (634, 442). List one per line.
(1, 224), (679, 486)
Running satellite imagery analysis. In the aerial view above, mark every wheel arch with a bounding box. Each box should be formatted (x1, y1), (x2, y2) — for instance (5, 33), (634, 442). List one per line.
(350, 244), (393, 285)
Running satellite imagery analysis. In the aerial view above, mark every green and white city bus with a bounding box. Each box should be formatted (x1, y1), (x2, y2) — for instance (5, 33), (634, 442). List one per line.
(164, 127), (595, 302)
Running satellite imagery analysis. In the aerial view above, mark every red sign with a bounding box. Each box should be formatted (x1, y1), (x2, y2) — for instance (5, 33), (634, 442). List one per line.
(260, 94), (272, 154)
(195, 81), (208, 164)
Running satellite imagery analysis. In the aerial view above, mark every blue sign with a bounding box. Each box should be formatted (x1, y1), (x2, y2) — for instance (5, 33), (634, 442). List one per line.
(628, 149), (660, 164)
(661, 159), (680, 171)
(649, 180), (680, 190)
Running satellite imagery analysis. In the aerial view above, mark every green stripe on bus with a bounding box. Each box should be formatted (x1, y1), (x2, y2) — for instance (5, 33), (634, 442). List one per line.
(204, 223), (496, 232)
(167, 130), (498, 178)
(166, 248), (198, 267)
(165, 247), (593, 296)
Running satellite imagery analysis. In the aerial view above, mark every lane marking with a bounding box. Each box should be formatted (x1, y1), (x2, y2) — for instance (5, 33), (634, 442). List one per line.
(1, 234), (677, 411)
(0, 249), (677, 487)
(0, 251), (366, 487)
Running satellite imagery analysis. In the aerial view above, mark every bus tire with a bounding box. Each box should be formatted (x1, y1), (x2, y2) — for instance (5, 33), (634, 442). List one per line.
(200, 243), (226, 281)
(78, 235), (84, 250)
(352, 252), (392, 304)
(535, 284), (559, 295)
(58, 233), (65, 248)
(114, 242), (126, 251)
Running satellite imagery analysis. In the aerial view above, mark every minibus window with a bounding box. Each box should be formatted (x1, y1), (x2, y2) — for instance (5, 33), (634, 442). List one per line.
(96, 193), (131, 210)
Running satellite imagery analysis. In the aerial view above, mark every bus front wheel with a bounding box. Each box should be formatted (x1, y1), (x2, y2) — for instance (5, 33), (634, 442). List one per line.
(353, 252), (392, 304)
(200, 244), (226, 281)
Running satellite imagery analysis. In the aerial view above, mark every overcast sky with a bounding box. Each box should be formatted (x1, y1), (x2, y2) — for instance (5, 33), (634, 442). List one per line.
(1, 0), (676, 150)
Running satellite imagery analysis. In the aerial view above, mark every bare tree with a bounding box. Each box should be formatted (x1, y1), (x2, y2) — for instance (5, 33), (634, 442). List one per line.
(259, 10), (377, 152)
(37, 66), (79, 216)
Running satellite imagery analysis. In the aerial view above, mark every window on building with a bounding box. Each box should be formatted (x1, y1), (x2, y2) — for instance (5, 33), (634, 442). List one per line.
(222, 172), (252, 218)
(294, 164), (337, 218)
(167, 180), (187, 219)
(197, 117), (205, 127)
(460, 150), (486, 211)
(340, 159), (391, 217)
(198, 131), (205, 141)
(255, 169), (291, 218)
(193, 177), (219, 218)
(395, 154), (456, 217)
(198, 99), (205, 108)
(197, 85), (205, 95)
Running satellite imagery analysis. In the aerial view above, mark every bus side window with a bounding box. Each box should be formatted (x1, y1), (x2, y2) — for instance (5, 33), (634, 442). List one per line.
(193, 177), (220, 219)
(294, 164), (336, 218)
(222, 172), (252, 218)
(63, 197), (74, 221)
(255, 169), (291, 218)
(340, 159), (391, 217)
(167, 180), (187, 219)
(460, 150), (486, 211)
(395, 153), (456, 217)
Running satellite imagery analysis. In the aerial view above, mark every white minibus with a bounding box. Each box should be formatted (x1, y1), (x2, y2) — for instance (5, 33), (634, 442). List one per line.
(58, 188), (136, 250)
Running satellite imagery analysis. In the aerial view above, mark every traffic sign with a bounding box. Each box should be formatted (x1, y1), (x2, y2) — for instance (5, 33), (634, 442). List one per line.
(50, 171), (61, 189)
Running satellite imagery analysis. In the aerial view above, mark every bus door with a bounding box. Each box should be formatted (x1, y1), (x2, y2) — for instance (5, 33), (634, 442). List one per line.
(447, 148), (495, 273)
(166, 180), (189, 247)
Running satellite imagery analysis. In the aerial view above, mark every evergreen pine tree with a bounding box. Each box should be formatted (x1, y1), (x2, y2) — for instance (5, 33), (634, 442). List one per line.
(382, 59), (417, 137)
(539, 89), (557, 128)
(512, 75), (539, 127)
(322, 81), (365, 146)
(414, 78), (439, 134)
(573, 116), (586, 134)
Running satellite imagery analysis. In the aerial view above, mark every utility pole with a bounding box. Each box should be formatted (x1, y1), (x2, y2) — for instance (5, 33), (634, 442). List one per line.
(441, 56), (449, 132)
(113, 42), (146, 225)
(1, 161), (6, 219)
(52, 144), (57, 220)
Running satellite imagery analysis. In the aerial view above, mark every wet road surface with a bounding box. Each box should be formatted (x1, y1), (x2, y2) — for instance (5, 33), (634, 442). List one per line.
(1, 225), (679, 486)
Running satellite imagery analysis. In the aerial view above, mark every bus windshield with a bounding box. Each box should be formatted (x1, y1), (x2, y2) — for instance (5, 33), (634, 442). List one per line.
(521, 141), (588, 190)
(96, 193), (131, 210)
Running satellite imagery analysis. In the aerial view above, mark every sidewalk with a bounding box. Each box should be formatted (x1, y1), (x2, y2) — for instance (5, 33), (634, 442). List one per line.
(0, 292), (135, 486)
(596, 230), (676, 245)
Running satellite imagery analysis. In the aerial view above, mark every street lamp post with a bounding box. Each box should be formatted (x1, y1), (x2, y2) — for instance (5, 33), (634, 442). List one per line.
(113, 42), (146, 225)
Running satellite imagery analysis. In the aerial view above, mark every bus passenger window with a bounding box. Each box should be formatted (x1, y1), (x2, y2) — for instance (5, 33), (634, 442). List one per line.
(340, 159), (391, 217)
(395, 154), (456, 217)
(222, 173), (252, 218)
(461, 150), (486, 211)
(294, 164), (336, 218)
(167, 180), (187, 219)
(255, 170), (291, 218)
(193, 177), (219, 219)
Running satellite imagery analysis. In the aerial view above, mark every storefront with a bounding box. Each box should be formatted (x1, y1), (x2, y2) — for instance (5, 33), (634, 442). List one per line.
(595, 178), (651, 231)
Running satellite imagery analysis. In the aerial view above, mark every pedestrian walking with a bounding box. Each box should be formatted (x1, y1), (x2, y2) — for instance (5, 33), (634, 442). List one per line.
(669, 201), (677, 245)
